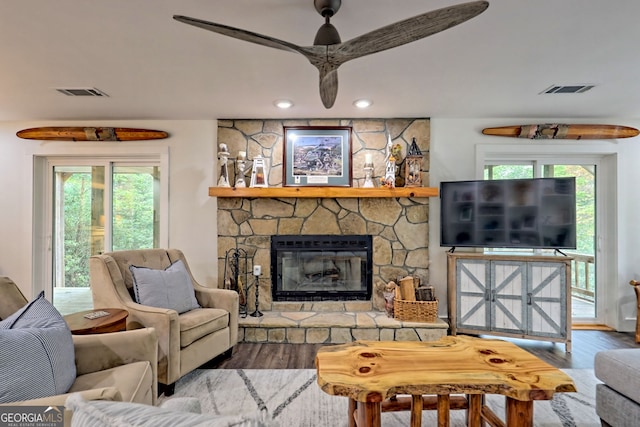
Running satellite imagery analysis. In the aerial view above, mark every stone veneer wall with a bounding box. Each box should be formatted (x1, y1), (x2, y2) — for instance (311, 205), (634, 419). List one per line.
(216, 118), (431, 311)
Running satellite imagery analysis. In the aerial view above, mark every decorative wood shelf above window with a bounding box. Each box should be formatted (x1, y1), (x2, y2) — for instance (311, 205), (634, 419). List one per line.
(208, 187), (439, 198)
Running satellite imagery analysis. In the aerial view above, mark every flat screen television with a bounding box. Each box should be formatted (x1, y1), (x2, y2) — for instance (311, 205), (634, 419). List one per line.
(440, 177), (577, 249)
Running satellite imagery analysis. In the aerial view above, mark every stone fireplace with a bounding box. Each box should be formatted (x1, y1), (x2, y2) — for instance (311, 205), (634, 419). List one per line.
(215, 118), (431, 312)
(271, 234), (372, 302)
(217, 194), (431, 311)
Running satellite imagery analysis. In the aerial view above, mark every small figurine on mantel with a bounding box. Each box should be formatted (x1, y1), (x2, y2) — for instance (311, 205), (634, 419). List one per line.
(235, 151), (247, 188)
(380, 134), (397, 188)
(362, 153), (376, 188)
(405, 137), (423, 187)
(217, 143), (231, 187)
(392, 143), (404, 187)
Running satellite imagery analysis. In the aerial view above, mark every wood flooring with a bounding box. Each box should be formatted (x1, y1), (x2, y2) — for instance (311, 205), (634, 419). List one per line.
(211, 330), (638, 370)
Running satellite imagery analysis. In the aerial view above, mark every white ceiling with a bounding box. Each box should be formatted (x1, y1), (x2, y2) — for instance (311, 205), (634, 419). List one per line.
(3, 0), (640, 121)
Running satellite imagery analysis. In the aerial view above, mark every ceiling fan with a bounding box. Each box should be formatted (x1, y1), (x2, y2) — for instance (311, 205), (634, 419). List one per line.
(174, 0), (489, 109)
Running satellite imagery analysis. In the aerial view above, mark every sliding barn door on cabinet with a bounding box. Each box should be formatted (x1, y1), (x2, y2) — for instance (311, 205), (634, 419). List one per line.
(527, 261), (567, 338)
(491, 261), (527, 334)
(456, 259), (490, 331)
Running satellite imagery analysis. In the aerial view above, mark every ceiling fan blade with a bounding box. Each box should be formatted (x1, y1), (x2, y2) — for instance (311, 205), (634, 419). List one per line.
(331, 1), (489, 64)
(174, 15), (327, 79)
(318, 64), (339, 108)
(173, 15), (306, 55)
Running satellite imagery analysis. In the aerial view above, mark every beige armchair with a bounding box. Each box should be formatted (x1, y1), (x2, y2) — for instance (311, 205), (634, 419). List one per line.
(0, 277), (158, 426)
(89, 248), (239, 395)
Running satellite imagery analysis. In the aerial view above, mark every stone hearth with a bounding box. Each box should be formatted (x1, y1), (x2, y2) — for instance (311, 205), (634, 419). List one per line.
(238, 302), (448, 344)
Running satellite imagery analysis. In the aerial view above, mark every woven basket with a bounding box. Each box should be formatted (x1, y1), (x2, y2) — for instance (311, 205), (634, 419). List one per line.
(393, 287), (438, 323)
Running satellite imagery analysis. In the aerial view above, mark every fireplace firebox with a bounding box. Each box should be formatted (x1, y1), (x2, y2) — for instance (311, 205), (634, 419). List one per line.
(271, 235), (372, 301)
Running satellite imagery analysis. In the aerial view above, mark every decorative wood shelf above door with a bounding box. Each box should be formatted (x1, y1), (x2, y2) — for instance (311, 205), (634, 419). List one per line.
(208, 187), (439, 198)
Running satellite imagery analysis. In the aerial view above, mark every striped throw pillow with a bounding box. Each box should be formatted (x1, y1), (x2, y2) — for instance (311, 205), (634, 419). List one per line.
(0, 291), (76, 403)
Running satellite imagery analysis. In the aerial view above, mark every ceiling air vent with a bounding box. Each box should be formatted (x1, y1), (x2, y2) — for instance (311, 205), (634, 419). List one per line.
(55, 87), (109, 97)
(541, 84), (595, 94)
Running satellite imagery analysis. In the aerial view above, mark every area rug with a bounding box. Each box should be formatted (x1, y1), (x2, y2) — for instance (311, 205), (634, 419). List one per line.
(164, 368), (601, 426)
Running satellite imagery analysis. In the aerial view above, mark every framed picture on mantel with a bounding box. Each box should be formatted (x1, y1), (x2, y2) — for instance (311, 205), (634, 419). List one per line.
(283, 126), (352, 187)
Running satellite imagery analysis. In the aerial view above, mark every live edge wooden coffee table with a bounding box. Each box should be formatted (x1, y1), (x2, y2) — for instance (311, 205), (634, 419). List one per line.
(315, 336), (576, 427)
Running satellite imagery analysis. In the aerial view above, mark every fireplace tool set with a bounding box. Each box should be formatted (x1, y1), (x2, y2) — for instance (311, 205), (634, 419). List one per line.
(223, 248), (248, 317)
(223, 248), (263, 317)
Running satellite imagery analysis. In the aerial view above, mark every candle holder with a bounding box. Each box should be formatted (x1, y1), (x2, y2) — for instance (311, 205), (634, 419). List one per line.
(250, 275), (263, 317)
(217, 145), (231, 187)
(363, 163), (375, 188)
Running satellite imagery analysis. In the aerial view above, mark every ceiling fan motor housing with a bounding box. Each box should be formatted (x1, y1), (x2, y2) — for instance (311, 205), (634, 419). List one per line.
(314, 0), (341, 17)
(313, 0), (342, 45)
(314, 23), (341, 45)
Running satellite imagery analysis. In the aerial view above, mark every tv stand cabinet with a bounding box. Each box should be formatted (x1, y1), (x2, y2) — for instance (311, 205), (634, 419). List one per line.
(447, 252), (572, 352)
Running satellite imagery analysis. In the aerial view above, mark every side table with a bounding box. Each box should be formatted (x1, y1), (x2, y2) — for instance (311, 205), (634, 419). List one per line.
(64, 308), (128, 335)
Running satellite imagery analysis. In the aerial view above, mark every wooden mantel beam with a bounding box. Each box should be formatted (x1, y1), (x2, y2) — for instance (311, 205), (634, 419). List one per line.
(209, 187), (438, 198)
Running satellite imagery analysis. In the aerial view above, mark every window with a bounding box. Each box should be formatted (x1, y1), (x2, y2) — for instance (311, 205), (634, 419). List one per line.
(483, 159), (598, 321)
(41, 158), (165, 315)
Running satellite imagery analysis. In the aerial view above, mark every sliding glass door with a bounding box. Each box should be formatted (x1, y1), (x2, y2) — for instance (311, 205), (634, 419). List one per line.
(484, 162), (598, 321)
(543, 165), (596, 320)
(49, 160), (161, 314)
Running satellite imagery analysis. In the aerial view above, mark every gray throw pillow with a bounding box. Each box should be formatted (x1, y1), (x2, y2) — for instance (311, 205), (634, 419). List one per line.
(130, 260), (200, 314)
(0, 291), (76, 403)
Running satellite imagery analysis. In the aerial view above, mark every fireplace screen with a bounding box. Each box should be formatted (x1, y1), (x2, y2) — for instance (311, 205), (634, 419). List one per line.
(271, 235), (372, 301)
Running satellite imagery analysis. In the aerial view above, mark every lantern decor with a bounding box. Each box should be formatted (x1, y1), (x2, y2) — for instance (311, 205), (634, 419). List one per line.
(405, 137), (423, 187)
(217, 143), (231, 187)
(250, 155), (268, 188)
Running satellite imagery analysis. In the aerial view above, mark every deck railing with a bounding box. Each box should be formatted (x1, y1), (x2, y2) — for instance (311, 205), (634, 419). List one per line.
(565, 251), (595, 302)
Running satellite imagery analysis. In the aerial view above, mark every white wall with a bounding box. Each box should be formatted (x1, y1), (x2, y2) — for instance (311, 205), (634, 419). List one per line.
(0, 120), (219, 298)
(2, 116), (639, 331)
(430, 118), (640, 331)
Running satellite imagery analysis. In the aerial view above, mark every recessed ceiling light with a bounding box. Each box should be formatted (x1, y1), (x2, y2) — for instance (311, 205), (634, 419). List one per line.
(274, 99), (294, 109)
(353, 99), (373, 108)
